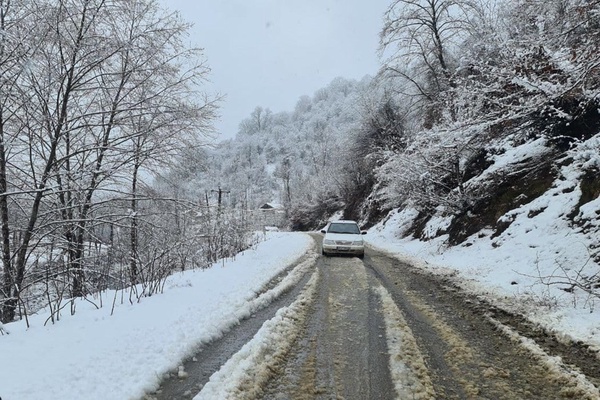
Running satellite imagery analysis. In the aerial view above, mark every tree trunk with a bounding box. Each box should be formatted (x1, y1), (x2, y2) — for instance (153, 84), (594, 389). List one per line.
(0, 110), (14, 323)
(71, 244), (85, 298)
(129, 162), (139, 285)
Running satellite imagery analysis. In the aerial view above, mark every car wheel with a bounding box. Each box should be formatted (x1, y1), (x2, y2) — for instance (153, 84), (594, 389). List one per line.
(322, 249), (327, 256)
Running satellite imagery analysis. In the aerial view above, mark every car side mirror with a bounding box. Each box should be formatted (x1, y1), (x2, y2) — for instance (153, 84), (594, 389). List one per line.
(361, 231), (367, 235)
(320, 230), (327, 234)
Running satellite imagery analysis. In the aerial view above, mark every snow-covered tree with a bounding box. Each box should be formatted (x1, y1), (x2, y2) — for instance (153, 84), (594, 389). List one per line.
(380, 0), (482, 127)
(371, 0), (600, 241)
(0, 0), (216, 323)
(193, 76), (373, 230)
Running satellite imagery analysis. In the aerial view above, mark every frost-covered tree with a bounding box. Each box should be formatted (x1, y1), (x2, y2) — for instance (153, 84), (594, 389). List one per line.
(197, 76), (372, 230)
(239, 106), (273, 136)
(0, 0), (41, 324)
(371, 0), (600, 231)
(0, 0), (216, 323)
(380, 0), (482, 126)
(450, 0), (600, 146)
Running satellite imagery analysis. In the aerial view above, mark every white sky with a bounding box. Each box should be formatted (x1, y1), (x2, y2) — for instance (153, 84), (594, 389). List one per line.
(161, 0), (388, 138)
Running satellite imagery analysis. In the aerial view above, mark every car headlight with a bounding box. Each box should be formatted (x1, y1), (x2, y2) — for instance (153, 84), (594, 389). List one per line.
(323, 239), (335, 245)
(353, 240), (363, 245)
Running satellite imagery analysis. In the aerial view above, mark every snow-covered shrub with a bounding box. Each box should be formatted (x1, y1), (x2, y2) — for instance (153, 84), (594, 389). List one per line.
(376, 123), (488, 218)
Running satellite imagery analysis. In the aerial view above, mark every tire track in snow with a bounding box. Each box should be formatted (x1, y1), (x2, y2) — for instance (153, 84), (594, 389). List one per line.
(374, 284), (436, 399)
(146, 251), (319, 400)
(488, 317), (600, 400)
(193, 268), (320, 399)
(261, 255), (395, 399)
(367, 249), (596, 399)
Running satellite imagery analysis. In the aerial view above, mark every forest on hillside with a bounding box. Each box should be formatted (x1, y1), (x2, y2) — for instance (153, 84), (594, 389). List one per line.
(1, 0), (599, 324)
(192, 0), (600, 298)
(198, 0), (600, 229)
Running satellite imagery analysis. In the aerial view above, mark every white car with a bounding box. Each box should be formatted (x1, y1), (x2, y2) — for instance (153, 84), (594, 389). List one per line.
(320, 220), (366, 258)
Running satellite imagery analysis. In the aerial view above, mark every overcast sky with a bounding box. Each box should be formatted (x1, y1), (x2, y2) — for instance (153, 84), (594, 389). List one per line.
(161, 0), (388, 139)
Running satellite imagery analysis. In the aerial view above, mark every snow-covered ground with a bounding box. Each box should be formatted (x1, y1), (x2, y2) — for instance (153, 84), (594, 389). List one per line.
(2, 171), (599, 400)
(0, 232), (315, 400)
(366, 205), (600, 352)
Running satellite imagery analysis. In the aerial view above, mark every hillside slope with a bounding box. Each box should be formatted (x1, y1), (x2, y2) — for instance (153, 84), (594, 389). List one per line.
(365, 132), (600, 349)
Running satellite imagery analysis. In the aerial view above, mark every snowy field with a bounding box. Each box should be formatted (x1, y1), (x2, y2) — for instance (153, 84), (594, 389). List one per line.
(0, 232), (314, 400)
(366, 206), (600, 352)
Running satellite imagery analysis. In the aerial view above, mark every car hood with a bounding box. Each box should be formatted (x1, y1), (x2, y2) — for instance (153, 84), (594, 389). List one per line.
(324, 233), (363, 241)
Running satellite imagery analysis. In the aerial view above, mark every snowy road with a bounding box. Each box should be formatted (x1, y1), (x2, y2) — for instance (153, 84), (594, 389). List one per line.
(165, 238), (600, 400)
(364, 250), (600, 399)
(261, 254), (395, 399)
(4, 232), (598, 399)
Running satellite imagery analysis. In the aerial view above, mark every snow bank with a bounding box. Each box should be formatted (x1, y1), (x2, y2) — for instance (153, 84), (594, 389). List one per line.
(366, 136), (600, 351)
(0, 232), (314, 400)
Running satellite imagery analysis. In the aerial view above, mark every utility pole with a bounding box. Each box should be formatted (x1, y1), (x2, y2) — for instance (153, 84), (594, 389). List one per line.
(210, 186), (230, 262)
(211, 186), (230, 215)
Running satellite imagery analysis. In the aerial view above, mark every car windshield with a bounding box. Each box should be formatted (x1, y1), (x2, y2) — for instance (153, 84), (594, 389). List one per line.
(328, 223), (360, 234)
